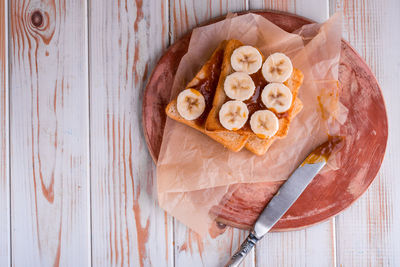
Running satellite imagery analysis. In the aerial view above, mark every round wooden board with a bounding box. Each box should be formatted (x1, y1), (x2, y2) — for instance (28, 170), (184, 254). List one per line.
(142, 11), (388, 231)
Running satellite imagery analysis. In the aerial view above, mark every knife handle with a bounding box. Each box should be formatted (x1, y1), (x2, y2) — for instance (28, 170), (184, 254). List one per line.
(225, 231), (260, 267)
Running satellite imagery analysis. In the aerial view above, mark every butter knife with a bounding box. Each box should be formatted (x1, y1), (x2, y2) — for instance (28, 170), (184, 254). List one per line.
(225, 137), (342, 267)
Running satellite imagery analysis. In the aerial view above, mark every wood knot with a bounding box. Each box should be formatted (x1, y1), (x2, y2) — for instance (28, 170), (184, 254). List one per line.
(216, 222), (227, 229)
(31, 10), (43, 28)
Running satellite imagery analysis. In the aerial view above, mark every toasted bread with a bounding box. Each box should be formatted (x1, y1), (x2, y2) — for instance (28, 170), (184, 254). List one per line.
(205, 39), (255, 135)
(165, 41), (249, 152)
(205, 39), (304, 155)
(245, 69), (304, 155)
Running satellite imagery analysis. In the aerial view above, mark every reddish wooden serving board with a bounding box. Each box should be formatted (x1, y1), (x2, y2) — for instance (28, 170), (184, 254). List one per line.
(142, 11), (388, 231)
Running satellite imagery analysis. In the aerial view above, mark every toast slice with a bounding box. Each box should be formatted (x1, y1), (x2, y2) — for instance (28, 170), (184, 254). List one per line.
(165, 41), (249, 152)
(205, 39), (257, 136)
(205, 39), (304, 155)
(245, 70), (304, 155)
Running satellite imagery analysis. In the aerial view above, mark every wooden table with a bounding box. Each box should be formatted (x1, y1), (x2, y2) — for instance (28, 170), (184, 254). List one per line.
(0, 0), (399, 266)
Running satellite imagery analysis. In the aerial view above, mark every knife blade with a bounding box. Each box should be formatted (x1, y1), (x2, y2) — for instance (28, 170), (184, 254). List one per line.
(225, 137), (343, 267)
(253, 160), (325, 237)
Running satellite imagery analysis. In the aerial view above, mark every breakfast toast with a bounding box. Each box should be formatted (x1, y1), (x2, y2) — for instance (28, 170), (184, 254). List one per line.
(205, 39), (304, 155)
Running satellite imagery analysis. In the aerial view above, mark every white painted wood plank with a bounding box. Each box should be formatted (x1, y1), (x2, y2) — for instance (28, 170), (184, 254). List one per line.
(257, 221), (336, 267)
(249, 0), (329, 23)
(171, 0), (248, 41)
(89, 0), (173, 266)
(331, 0), (400, 265)
(9, 0), (90, 266)
(0, 0), (10, 266)
(174, 221), (255, 267)
(247, 1), (335, 266)
(170, 1), (257, 266)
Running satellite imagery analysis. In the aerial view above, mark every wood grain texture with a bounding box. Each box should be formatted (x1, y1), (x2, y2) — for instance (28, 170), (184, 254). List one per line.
(174, 221), (255, 267)
(0, 0), (10, 266)
(249, 0), (329, 22)
(331, 0), (400, 265)
(170, 0), (248, 41)
(257, 220), (336, 266)
(89, 0), (173, 266)
(9, 0), (90, 266)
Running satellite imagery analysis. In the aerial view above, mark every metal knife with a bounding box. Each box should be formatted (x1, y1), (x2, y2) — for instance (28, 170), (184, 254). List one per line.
(225, 138), (339, 267)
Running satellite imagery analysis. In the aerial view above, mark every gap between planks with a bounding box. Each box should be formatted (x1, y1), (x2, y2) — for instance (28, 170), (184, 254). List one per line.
(3, 0), (11, 265)
(86, 0), (93, 265)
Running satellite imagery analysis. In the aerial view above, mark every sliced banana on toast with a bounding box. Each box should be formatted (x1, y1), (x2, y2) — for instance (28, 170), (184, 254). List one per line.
(262, 52), (293, 83)
(224, 72), (255, 101)
(230, 46), (263, 74)
(177, 89), (206, 120)
(250, 110), (279, 139)
(219, 100), (249, 131)
(261, 83), (293, 113)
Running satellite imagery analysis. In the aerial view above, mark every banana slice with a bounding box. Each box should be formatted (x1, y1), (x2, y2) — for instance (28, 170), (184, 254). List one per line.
(219, 100), (249, 131)
(177, 89), (206, 120)
(231, 46), (263, 74)
(224, 72), (256, 101)
(262, 52), (293, 83)
(261, 83), (293, 113)
(250, 110), (279, 138)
